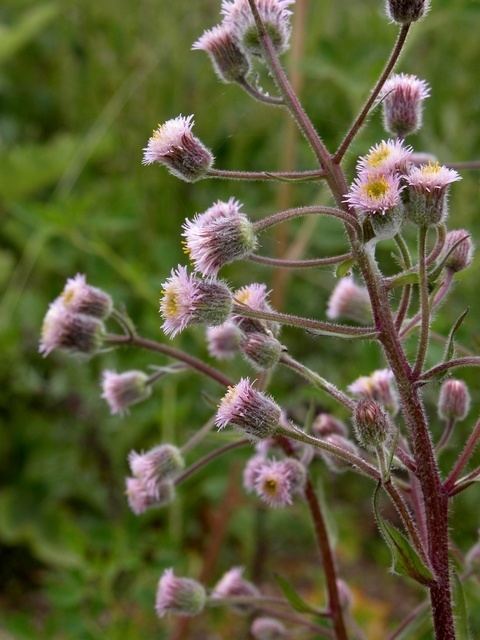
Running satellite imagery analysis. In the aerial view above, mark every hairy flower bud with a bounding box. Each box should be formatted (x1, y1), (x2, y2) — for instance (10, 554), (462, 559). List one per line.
(443, 229), (474, 273)
(348, 369), (399, 415)
(101, 370), (151, 415)
(206, 321), (242, 360)
(39, 300), (105, 357)
(281, 458), (306, 494)
(241, 331), (283, 371)
(60, 274), (113, 319)
(251, 616), (287, 640)
(233, 283), (280, 336)
(386, 0), (430, 24)
(243, 454), (268, 492)
(320, 434), (360, 474)
(326, 277), (372, 325)
(155, 569), (206, 617)
(405, 162), (461, 226)
(312, 413), (348, 438)
(160, 266), (232, 337)
(193, 23), (251, 83)
(125, 477), (175, 515)
(254, 460), (293, 507)
(212, 567), (259, 612)
(216, 378), (281, 439)
(381, 74), (430, 137)
(438, 379), (471, 422)
(353, 399), (392, 449)
(129, 444), (185, 495)
(143, 115), (213, 182)
(182, 198), (257, 276)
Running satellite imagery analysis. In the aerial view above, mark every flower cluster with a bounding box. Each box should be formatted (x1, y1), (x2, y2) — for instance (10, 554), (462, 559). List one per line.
(348, 368), (399, 415)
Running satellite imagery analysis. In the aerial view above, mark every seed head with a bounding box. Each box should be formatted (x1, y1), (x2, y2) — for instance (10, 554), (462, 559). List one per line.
(443, 229), (474, 273)
(182, 198), (257, 276)
(405, 162), (461, 226)
(125, 477), (175, 515)
(241, 331), (283, 371)
(386, 0), (430, 24)
(193, 23), (251, 83)
(233, 283), (280, 336)
(212, 567), (259, 612)
(206, 321), (243, 360)
(101, 370), (151, 415)
(348, 369), (399, 415)
(60, 274), (112, 319)
(345, 171), (403, 215)
(39, 300), (105, 357)
(128, 444), (185, 496)
(155, 569), (206, 617)
(353, 399), (392, 449)
(160, 266), (232, 337)
(312, 413), (348, 439)
(251, 616), (287, 640)
(381, 74), (430, 137)
(357, 139), (412, 175)
(326, 277), (372, 325)
(142, 115), (213, 182)
(438, 379), (471, 422)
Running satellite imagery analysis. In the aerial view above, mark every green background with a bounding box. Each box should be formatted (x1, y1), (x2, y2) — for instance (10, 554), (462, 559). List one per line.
(1, 0), (480, 638)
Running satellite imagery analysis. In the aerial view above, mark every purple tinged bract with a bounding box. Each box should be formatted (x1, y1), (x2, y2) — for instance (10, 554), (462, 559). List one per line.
(101, 370), (151, 415)
(193, 23), (251, 83)
(326, 277), (372, 325)
(155, 569), (206, 617)
(381, 74), (430, 137)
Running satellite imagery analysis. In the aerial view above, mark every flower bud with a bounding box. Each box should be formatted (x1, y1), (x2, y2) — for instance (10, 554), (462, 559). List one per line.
(353, 399), (392, 449)
(129, 444), (185, 495)
(193, 23), (251, 83)
(385, 0), (430, 24)
(182, 198), (257, 276)
(60, 274), (112, 319)
(381, 74), (430, 137)
(251, 616), (287, 640)
(443, 229), (474, 273)
(312, 413), (348, 439)
(160, 266), (232, 337)
(348, 369), (399, 415)
(143, 115), (213, 182)
(438, 379), (470, 422)
(39, 300), (105, 357)
(243, 454), (268, 492)
(241, 332), (283, 371)
(320, 434), (360, 474)
(101, 370), (151, 415)
(212, 567), (259, 612)
(155, 569), (206, 617)
(233, 283), (280, 336)
(206, 321), (242, 360)
(281, 458), (306, 494)
(125, 477), (175, 515)
(254, 460), (293, 507)
(216, 378), (281, 440)
(405, 162), (461, 227)
(326, 277), (372, 325)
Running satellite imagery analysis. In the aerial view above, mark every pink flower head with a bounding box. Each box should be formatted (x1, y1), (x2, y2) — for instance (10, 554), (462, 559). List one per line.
(233, 282), (280, 336)
(319, 434), (360, 474)
(326, 277), (371, 325)
(39, 299), (105, 357)
(101, 370), (151, 415)
(192, 23), (250, 83)
(405, 162), (461, 226)
(345, 171), (403, 214)
(254, 459), (293, 507)
(381, 74), (430, 136)
(348, 368), (399, 415)
(155, 569), (206, 618)
(206, 321), (243, 360)
(160, 265), (232, 337)
(443, 229), (474, 273)
(407, 162), (461, 192)
(438, 379), (471, 422)
(125, 477), (175, 515)
(211, 567), (260, 610)
(142, 115), (213, 182)
(60, 274), (112, 319)
(280, 458), (306, 494)
(251, 616), (287, 640)
(216, 378), (281, 439)
(182, 198), (257, 276)
(128, 444), (184, 495)
(222, 0), (295, 57)
(243, 454), (268, 492)
(357, 139), (412, 175)
(312, 413), (348, 439)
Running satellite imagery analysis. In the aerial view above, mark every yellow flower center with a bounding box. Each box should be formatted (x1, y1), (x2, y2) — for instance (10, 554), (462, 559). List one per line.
(363, 176), (390, 200)
(236, 290), (252, 305)
(181, 240), (191, 258)
(263, 478), (279, 495)
(366, 145), (391, 168)
(162, 287), (179, 318)
(62, 288), (75, 304)
(421, 161), (441, 176)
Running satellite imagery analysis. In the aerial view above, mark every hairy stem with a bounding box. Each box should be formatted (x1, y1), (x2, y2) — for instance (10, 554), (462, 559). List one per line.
(207, 167), (327, 182)
(237, 77), (284, 105)
(253, 205), (361, 235)
(444, 418), (480, 492)
(394, 234), (413, 330)
(420, 356), (480, 381)
(414, 226), (430, 376)
(175, 440), (249, 485)
(249, 252), (352, 268)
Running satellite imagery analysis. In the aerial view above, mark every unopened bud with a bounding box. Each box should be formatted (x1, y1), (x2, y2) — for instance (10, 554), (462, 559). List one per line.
(438, 379), (470, 422)
(39, 300), (105, 357)
(101, 370), (151, 415)
(251, 616), (287, 640)
(206, 321), (242, 360)
(281, 458), (307, 494)
(155, 569), (206, 617)
(405, 163), (461, 227)
(443, 229), (474, 273)
(125, 477), (175, 515)
(326, 277), (372, 325)
(129, 444), (184, 492)
(385, 0), (430, 24)
(212, 567), (259, 612)
(241, 332), (283, 371)
(60, 274), (112, 319)
(193, 23), (251, 83)
(319, 434), (359, 474)
(381, 74), (430, 137)
(353, 399), (391, 449)
(312, 413), (348, 438)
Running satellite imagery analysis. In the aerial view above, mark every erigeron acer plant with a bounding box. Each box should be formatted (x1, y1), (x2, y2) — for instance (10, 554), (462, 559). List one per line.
(40, 0), (480, 638)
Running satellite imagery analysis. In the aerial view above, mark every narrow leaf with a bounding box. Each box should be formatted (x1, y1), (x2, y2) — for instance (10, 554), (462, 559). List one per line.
(273, 574), (323, 616)
(335, 256), (356, 278)
(443, 308), (469, 366)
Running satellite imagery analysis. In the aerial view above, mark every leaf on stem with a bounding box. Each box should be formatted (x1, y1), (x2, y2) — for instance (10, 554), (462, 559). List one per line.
(273, 574), (327, 618)
(442, 308), (470, 368)
(335, 256), (356, 278)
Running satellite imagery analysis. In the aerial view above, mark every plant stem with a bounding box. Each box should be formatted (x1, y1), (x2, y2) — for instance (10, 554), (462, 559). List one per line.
(400, 270), (453, 339)
(249, 252), (352, 268)
(420, 356), (480, 382)
(394, 234), (413, 330)
(435, 418), (456, 454)
(207, 167), (327, 181)
(175, 440), (249, 485)
(253, 205), (360, 235)
(444, 418), (480, 492)
(260, 606), (335, 637)
(414, 226), (430, 376)
(333, 25), (410, 162)
(180, 416), (216, 454)
(447, 160), (480, 170)
(237, 77), (285, 105)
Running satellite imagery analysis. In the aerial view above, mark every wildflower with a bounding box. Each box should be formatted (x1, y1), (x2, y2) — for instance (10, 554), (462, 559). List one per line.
(326, 277), (372, 325)
(101, 370), (151, 415)
(381, 74), (430, 137)
(155, 569), (206, 617)
(357, 139), (412, 175)
(319, 434), (360, 473)
(241, 331), (283, 371)
(233, 283), (280, 336)
(353, 399), (392, 450)
(281, 458), (306, 494)
(142, 115), (213, 182)
(345, 172), (403, 214)
(193, 23), (251, 83)
(60, 274), (112, 319)
(405, 162), (461, 226)
(222, 0), (295, 57)
(128, 445), (185, 495)
(206, 321), (243, 360)
(251, 616), (287, 640)
(182, 198), (257, 276)
(125, 477), (175, 515)
(348, 369), (399, 415)
(212, 567), (259, 612)
(438, 379), (470, 422)
(443, 229), (474, 273)
(255, 460), (293, 507)
(386, 0), (430, 24)
(216, 378), (281, 439)
(243, 454), (268, 492)
(39, 300), (105, 357)
(160, 266), (232, 337)
(312, 413), (348, 439)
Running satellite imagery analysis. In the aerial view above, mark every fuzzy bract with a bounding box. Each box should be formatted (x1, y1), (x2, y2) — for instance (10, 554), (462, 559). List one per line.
(206, 321), (243, 360)
(326, 277), (372, 325)
(60, 274), (113, 319)
(101, 370), (151, 415)
(193, 23), (251, 82)
(381, 74), (430, 136)
(155, 569), (206, 617)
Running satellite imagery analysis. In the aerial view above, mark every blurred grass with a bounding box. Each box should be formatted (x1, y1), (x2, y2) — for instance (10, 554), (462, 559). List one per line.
(1, 0), (480, 638)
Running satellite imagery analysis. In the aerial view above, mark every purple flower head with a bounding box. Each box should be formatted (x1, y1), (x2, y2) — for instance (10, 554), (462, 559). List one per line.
(280, 458), (306, 494)
(438, 379), (471, 422)
(345, 171), (403, 215)
(206, 321), (243, 360)
(251, 616), (287, 640)
(385, 0), (430, 24)
(320, 434), (360, 474)
(160, 265), (232, 337)
(243, 454), (268, 492)
(182, 198), (257, 276)
(101, 370), (151, 416)
(193, 23), (251, 83)
(312, 413), (348, 439)
(222, 0), (295, 57)
(254, 460), (293, 507)
(216, 378), (281, 440)
(155, 569), (206, 618)
(125, 477), (175, 515)
(443, 229), (474, 273)
(142, 115), (213, 182)
(128, 444), (184, 496)
(357, 139), (412, 176)
(381, 74), (430, 137)
(326, 277), (371, 325)
(233, 283), (280, 336)
(60, 274), (112, 319)
(212, 567), (259, 612)
(39, 299), (105, 357)
(241, 331), (283, 371)
(405, 162), (461, 226)
(348, 368), (399, 415)
(353, 399), (392, 449)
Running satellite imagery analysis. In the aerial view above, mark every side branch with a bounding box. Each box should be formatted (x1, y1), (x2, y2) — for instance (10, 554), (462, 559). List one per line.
(207, 168), (327, 182)
(253, 205), (361, 235)
(249, 253), (352, 269)
(420, 356), (480, 382)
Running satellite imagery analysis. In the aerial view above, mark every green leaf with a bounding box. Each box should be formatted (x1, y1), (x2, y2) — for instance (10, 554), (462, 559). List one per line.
(335, 256), (356, 278)
(454, 571), (472, 639)
(443, 308), (469, 366)
(273, 574), (324, 616)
